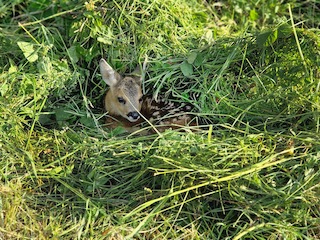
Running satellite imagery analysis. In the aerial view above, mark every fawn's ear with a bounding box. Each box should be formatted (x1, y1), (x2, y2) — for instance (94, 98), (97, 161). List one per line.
(99, 58), (120, 87)
(127, 65), (142, 85)
(131, 56), (148, 85)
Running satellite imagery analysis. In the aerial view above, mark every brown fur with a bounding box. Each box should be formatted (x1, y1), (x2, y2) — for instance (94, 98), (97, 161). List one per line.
(100, 58), (197, 133)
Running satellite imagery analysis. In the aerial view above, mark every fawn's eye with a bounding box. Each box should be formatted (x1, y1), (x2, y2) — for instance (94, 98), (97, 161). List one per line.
(118, 97), (126, 104)
(139, 97), (143, 103)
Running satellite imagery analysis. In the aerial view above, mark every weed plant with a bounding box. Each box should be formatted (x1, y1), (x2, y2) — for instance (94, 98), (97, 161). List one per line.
(0, 0), (320, 239)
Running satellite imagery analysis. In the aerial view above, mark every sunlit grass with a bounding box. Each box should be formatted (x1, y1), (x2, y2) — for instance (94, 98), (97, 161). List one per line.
(0, 0), (320, 239)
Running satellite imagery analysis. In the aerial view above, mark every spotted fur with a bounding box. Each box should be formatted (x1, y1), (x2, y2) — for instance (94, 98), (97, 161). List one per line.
(100, 58), (196, 131)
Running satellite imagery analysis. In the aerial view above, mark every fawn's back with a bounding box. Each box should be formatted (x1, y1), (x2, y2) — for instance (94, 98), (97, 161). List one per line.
(99, 58), (195, 131)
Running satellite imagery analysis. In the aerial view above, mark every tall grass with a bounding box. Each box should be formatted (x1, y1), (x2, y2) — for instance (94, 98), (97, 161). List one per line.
(0, 0), (320, 239)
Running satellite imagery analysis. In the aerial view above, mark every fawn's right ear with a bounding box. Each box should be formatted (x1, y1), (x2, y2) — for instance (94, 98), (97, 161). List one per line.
(99, 58), (120, 87)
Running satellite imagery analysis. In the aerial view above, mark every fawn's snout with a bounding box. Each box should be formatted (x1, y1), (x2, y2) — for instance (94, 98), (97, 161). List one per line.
(127, 111), (140, 121)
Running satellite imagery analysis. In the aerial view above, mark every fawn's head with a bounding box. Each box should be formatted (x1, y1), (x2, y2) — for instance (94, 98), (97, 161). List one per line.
(100, 58), (143, 122)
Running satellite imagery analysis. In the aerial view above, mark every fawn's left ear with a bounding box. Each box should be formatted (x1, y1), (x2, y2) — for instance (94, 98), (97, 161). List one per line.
(129, 65), (142, 84)
(132, 55), (148, 85)
(99, 58), (120, 87)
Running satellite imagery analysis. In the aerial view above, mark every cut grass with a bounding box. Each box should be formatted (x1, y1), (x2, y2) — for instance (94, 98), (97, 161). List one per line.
(2, 123), (320, 238)
(1, 0), (320, 239)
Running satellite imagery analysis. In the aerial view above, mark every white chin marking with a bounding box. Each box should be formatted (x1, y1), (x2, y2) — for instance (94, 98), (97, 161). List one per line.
(127, 116), (140, 122)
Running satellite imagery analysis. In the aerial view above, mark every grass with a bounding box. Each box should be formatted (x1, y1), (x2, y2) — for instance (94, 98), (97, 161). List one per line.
(1, 0), (320, 239)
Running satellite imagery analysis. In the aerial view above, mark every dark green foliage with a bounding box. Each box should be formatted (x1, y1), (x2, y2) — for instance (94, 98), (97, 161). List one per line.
(0, 0), (320, 239)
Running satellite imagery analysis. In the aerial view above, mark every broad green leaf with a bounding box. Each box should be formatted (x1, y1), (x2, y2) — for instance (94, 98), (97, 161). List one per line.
(67, 46), (79, 63)
(269, 29), (278, 45)
(180, 61), (193, 77)
(17, 41), (38, 62)
(256, 30), (278, 47)
(194, 52), (205, 67)
(80, 115), (96, 128)
(187, 52), (198, 64)
(278, 23), (292, 38)
(55, 108), (74, 121)
(38, 114), (52, 125)
(256, 31), (271, 47)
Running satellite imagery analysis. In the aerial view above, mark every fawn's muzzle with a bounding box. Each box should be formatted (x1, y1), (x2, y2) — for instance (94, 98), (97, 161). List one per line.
(127, 111), (140, 122)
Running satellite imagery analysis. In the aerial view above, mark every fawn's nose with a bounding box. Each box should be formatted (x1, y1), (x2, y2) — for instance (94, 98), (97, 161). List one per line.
(127, 111), (140, 121)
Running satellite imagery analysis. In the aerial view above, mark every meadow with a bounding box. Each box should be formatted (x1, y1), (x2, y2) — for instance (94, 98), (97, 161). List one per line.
(0, 0), (320, 239)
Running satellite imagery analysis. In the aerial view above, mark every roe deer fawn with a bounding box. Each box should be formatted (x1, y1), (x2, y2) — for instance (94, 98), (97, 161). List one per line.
(99, 58), (196, 132)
